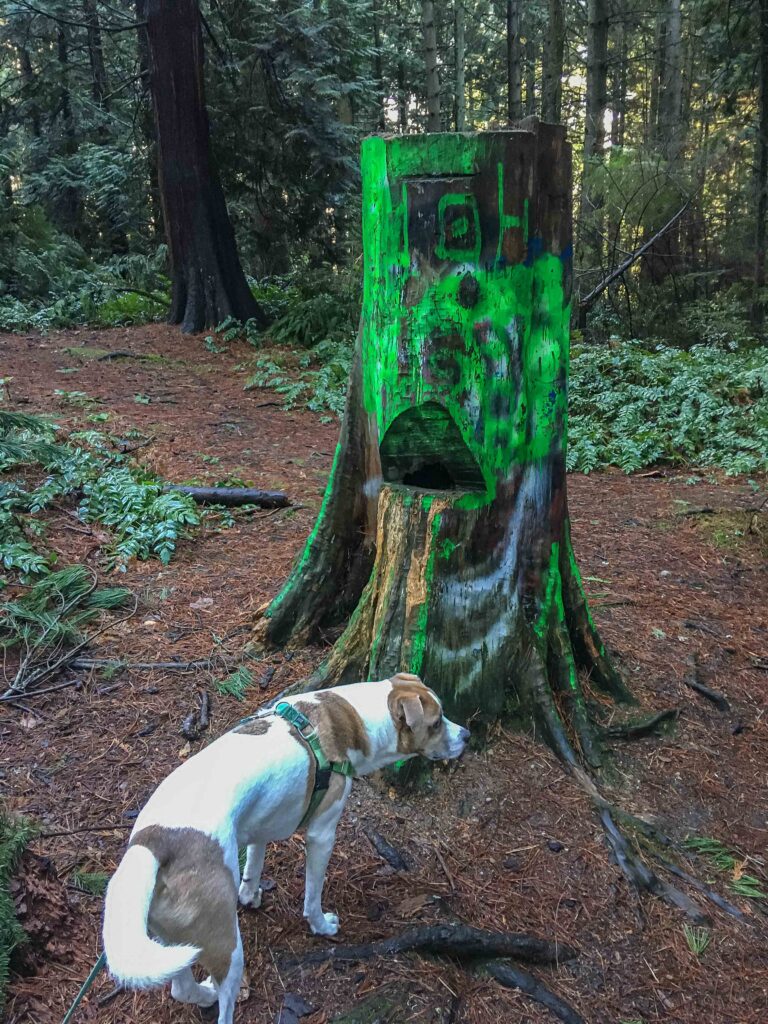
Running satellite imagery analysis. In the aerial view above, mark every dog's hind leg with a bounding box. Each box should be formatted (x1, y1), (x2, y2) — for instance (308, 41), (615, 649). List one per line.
(170, 968), (218, 1007)
(214, 927), (244, 1024)
(238, 842), (266, 908)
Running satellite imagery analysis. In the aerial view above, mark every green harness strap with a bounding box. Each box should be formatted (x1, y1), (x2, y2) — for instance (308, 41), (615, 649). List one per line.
(271, 701), (356, 829)
(60, 950), (106, 1024)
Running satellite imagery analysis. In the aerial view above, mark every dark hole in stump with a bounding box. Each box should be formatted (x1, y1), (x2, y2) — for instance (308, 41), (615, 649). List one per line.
(379, 400), (485, 493)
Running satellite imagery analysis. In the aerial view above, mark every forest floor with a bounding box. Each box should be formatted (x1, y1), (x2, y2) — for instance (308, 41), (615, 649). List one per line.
(2, 324), (768, 1024)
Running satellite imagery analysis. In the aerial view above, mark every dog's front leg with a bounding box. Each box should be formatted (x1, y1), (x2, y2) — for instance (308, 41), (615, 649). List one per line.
(238, 842), (266, 908)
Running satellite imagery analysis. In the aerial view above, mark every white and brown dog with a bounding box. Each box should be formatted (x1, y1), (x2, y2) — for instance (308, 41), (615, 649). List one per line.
(102, 673), (469, 1023)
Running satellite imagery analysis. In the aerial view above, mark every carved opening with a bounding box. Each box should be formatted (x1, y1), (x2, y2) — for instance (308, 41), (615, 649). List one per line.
(379, 401), (485, 492)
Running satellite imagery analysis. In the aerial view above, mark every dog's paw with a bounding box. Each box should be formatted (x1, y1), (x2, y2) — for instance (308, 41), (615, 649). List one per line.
(197, 979), (218, 1008)
(238, 882), (263, 909)
(308, 912), (339, 937)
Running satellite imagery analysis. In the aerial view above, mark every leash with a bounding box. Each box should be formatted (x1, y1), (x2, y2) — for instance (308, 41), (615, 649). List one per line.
(60, 950), (107, 1024)
(238, 700), (356, 828)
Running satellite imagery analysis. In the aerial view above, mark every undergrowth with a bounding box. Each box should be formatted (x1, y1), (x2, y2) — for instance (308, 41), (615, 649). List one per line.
(0, 410), (202, 577)
(0, 812), (37, 1012)
(568, 341), (767, 475)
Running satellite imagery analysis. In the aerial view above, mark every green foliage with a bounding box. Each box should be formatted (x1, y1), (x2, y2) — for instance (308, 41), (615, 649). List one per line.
(568, 342), (768, 475)
(69, 869), (109, 896)
(0, 812), (37, 1011)
(0, 567), (131, 684)
(683, 925), (711, 956)
(78, 469), (200, 566)
(245, 340), (352, 421)
(216, 665), (254, 701)
(682, 835), (768, 901)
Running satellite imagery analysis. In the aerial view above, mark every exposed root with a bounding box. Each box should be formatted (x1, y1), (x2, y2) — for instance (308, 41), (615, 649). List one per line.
(484, 960), (585, 1024)
(279, 924), (577, 968)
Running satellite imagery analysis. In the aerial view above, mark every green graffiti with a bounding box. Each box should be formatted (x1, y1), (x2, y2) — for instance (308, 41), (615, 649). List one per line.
(359, 133), (569, 508)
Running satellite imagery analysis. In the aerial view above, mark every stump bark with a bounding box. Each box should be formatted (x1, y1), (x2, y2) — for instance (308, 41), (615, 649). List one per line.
(256, 121), (632, 765)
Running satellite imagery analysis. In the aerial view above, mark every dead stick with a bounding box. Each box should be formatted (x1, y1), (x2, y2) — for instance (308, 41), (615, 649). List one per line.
(603, 708), (679, 740)
(484, 961), (584, 1024)
(162, 485), (290, 508)
(280, 924), (577, 967)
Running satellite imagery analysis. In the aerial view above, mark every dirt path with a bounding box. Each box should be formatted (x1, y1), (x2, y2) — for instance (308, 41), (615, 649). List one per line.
(2, 325), (767, 1024)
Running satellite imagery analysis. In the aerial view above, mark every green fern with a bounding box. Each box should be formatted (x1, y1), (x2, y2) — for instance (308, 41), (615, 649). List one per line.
(217, 665), (254, 700)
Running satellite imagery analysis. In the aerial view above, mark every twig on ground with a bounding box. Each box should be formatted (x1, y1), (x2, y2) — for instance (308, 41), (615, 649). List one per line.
(0, 677), (82, 702)
(364, 826), (410, 871)
(683, 654), (730, 712)
(73, 658), (220, 672)
(41, 823), (133, 838)
(181, 690), (212, 740)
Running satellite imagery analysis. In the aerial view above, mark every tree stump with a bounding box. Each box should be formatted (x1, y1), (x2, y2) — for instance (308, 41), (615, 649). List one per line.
(256, 121), (632, 766)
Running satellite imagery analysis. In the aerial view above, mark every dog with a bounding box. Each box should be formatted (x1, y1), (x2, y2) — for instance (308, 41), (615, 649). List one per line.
(102, 673), (469, 1024)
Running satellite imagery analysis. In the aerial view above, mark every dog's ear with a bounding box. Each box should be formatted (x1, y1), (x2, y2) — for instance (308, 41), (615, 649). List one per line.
(398, 694), (424, 730)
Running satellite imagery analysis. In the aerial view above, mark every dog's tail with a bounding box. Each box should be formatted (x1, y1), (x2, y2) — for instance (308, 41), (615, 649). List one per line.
(103, 844), (200, 988)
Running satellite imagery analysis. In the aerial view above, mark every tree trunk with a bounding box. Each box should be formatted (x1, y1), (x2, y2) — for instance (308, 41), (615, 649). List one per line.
(145, 0), (262, 333)
(422, 0), (441, 131)
(136, 0), (163, 241)
(255, 123), (631, 759)
(397, 0), (408, 131)
(18, 45), (41, 139)
(583, 0), (609, 161)
(53, 26), (83, 241)
(525, 35), (537, 117)
(372, 0), (386, 130)
(506, 0), (523, 122)
(754, 0), (768, 334)
(658, 0), (683, 163)
(455, 1), (466, 132)
(610, 13), (627, 147)
(83, 0), (109, 109)
(541, 0), (564, 123)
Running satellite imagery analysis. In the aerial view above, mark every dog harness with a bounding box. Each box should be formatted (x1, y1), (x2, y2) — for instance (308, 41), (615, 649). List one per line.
(247, 700), (356, 829)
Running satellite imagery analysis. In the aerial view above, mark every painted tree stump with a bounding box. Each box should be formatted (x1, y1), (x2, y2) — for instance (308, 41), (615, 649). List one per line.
(256, 120), (632, 766)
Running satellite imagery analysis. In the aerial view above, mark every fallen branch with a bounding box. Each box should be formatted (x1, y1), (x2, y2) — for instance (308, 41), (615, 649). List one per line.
(484, 960), (584, 1024)
(579, 198), (692, 312)
(280, 924), (577, 967)
(96, 349), (153, 361)
(683, 654), (730, 712)
(72, 658), (217, 672)
(162, 485), (290, 508)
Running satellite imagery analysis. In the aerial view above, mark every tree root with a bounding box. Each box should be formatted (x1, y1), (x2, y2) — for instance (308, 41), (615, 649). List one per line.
(279, 924), (577, 967)
(483, 960), (584, 1024)
(283, 924), (582, 1024)
(601, 708), (680, 740)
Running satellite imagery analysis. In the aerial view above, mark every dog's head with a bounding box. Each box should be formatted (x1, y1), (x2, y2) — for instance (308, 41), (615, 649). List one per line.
(387, 673), (469, 761)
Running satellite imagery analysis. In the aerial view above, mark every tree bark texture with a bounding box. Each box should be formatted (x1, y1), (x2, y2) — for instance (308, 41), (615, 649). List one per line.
(455, 1), (466, 132)
(255, 123), (631, 759)
(145, 0), (261, 333)
(541, 0), (564, 123)
(506, 0), (523, 122)
(422, 0), (441, 132)
(755, 0), (768, 333)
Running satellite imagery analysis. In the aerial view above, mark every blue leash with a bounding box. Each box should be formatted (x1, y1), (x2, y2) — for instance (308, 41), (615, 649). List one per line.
(60, 951), (107, 1024)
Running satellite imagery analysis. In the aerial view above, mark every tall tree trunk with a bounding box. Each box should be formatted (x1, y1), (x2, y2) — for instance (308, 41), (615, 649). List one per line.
(372, 0), (385, 129)
(525, 35), (537, 117)
(541, 0), (564, 122)
(578, 0), (609, 323)
(136, 0), (163, 241)
(18, 45), (41, 139)
(422, 0), (441, 131)
(754, 0), (768, 334)
(584, 0), (609, 160)
(83, 0), (109, 109)
(658, 0), (683, 163)
(54, 27), (83, 241)
(455, 1), (466, 131)
(397, 0), (408, 131)
(145, 0), (262, 333)
(610, 13), (627, 147)
(506, 0), (523, 121)
(255, 125), (631, 757)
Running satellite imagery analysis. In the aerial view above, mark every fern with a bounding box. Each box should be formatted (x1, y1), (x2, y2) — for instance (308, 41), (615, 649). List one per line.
(216, 665), (254, 700)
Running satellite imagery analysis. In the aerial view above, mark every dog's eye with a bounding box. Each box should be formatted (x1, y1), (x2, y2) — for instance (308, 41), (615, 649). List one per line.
(430, 719), (442, 733)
